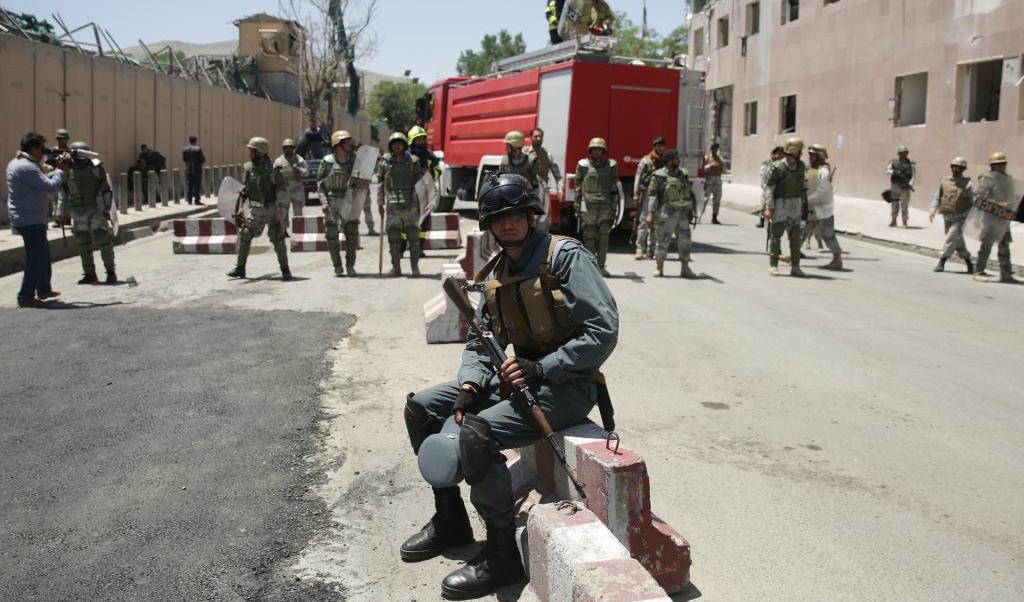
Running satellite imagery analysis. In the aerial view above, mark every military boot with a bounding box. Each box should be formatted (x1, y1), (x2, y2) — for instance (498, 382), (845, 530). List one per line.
(105, 271), (117, 284)
(281, 268), (293, 281)
(387, 264), (402, 278)
(440, 522), (524, 600)
(400, 487), (474, 563)
(973, 271), (993, 283)
(634, 248), (643, 260)
(654, 259), (664, 277)
(334, 264), (345, 277)
(902, 218), (908, 228)
(933, 257), (946, 273)
(823, 254), (843, 271)
(889, 217), (897, 228)
(790, 265), (806, 277)
(346, 263), (358, 276)
(1000, 271), (1019, 284)
(680, 261), (697, 279)
(964, 256), (975, 274)
(226, 266), (246, 279)
(711, 213), (721, 225)
(78, 273), (98, 285)
(756, 217), (765, 228)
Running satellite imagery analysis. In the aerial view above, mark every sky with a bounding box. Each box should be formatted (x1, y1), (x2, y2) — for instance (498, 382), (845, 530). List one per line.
(9, 1), (686, 83)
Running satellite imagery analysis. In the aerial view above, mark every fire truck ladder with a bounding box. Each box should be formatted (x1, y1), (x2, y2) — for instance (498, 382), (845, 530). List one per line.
(493, 35), (618, 74)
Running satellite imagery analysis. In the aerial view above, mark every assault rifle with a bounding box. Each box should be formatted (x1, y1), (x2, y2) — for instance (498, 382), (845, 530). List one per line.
(443, 277), (587, 500)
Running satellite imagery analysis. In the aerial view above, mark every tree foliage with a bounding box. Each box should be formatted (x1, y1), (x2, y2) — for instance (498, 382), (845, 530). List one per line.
(456, 30), (526, 77)
(612, 12), (688, 61)
(367, 80), (427, 135)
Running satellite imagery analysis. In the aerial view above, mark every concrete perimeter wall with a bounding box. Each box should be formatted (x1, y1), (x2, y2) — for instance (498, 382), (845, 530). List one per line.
(1, 35), (383, 224)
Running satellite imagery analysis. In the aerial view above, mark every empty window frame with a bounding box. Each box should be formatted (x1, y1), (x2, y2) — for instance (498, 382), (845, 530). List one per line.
(717, 16), (730, 49)
(781, 0), (799, 24)
(693, 27), (705, 56)
(746, 2), (761, 36)
(894, 72), (928, 127)
(779, 95), (797, 133)
(744, 101), (758, 135)
(955, 59), (1003, 123)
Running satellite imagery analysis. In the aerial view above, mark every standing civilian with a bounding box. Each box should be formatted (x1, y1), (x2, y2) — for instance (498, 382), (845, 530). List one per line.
(6, 132), (68, 307)
(182, 136), (206, 204)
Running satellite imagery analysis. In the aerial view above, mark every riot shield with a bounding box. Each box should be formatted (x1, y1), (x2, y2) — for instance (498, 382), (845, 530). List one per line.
(417, 172), (438, 228)
(342, 188), (368, 222)
(104, 168), (119, 236)
(217, 177), (245, 222)
(613, 180), (626, 229)
(965, 180), (1021, 241)
(352, 145), (380, 181)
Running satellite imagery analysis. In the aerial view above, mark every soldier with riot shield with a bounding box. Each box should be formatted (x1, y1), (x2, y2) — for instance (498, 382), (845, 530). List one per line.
(972, 152), (1018, 284)
(318, 130), (358, 277)
(58, 141), (117, 284)
(575, 137), (619, 277)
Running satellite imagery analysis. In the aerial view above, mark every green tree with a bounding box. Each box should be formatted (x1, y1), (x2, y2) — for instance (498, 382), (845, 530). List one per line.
(456, 30), (526, 76)
(612, 12), (687, 61)
(367, 80), (427, 134)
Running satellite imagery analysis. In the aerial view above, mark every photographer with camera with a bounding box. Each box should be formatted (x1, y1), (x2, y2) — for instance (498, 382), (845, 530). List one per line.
(6, 132), (69, 308)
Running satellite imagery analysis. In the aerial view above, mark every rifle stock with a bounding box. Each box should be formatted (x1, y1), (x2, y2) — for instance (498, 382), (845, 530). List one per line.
(442, 278), (587, 499)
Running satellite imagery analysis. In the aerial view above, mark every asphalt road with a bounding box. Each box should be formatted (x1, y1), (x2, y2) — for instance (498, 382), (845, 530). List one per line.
(0, 306), (352, 600)
(1, 205), (1021, 601)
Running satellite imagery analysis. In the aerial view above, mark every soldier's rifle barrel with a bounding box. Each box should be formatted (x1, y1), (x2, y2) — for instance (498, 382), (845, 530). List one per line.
(442, 278), (587, 500)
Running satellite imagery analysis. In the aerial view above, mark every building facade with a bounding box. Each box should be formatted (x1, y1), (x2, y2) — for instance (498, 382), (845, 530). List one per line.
(688, 0), (1024, 202)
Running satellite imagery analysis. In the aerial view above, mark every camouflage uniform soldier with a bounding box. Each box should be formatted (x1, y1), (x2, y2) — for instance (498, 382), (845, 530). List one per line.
(525, 127), (561, 231)
(498, 131), (540, 193)
(378, 132), (424, 277)
(763, 137), (807, 277)
(575, 137), (619, 277)
(886, 145), (915, 227)
(318, 130), (357, 277)
(704, 142), (724, 225)
(561, 0), (614, 38)
(633, 137), (665, 259)
(227, 137), (291, 281)
(58, 142), (116, 284)
(647, 149), (696, 278)
(972, 152), (1017, 284)
(805, 144), (843, 270)
(274, 138), (308, 218)
(757, 146), (784, 228)
(928, 157), (974, 274)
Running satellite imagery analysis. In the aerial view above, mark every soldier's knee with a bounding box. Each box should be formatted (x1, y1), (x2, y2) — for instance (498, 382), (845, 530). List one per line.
(92, 229), (111, 248)
(458, 414), (500, 485)
(405, 392), (442, 454)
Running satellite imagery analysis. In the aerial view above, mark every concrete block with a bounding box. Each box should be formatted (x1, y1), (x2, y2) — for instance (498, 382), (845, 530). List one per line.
(290, 215), (331, 252)
(423, 263), (471, 344)
(456, 229), (497, 278)
(123, 226), (153, 242)
(421, 212), (462, 250)
(572, 558), (671, 602)
(172, 218), (238, 254)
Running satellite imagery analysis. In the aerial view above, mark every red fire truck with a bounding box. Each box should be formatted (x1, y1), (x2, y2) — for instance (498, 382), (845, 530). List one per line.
(416, 36), (706, 231)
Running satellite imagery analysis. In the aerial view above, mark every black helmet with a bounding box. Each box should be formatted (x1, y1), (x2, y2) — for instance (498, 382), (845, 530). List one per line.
(478, 173), (544, 229)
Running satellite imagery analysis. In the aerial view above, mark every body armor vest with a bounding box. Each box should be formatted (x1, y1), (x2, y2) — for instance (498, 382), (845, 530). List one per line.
(500, 154), (538, 186)
(382, 153), (418, 208)
(772, 160), (806, 198)
(274, 154), (303, 187)
(66, 164), (103, 210)
(528, 146), (552, 182)
(938, 176), (971, 214)
(474, 233), (580, 359)
(579, 160), (615, 206)
(890, 159), (913, 186)
(652, 168), (693, 210)
(319, 154), (354, 196)
(244, 158), (276, 207)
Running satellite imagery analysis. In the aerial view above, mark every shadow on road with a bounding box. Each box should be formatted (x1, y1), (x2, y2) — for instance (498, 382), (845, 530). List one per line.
(671, 581), (703, 601)
(39, 300), (127, 310)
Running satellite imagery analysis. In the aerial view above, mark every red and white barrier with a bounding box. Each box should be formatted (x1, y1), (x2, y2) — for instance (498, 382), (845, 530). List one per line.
(525, 503), (671, 602)
(172, 218), (238, 254)
(515, 422), (692, 594)
(457, 229), (498, 278)
(420, 212), (462, 250)
(423, 263), (473, 344)
(290, 215), (329, 252)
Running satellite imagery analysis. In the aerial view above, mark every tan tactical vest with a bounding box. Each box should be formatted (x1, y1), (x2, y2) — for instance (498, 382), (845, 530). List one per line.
(474, 234), (580, 358)
(579, 159), (616, 206)
(938, 176), (971, 214)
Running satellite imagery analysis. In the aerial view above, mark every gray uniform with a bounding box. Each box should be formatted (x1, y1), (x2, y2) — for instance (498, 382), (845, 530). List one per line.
(973, 169), (1015, 278)
(930, 175), (974, 262)
(406, 230), (619, 528)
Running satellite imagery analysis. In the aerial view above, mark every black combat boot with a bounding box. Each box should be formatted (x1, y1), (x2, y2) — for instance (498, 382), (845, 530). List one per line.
(964, 256), (974, 274)
(105, 271), (117, 284)
(400, 487), (474, 563)
(226, 266), (246, 279)
(711, 213), (722, 225)
(78, 273), (98, 285)
(281, 268), (293, 281)
(441, 522), (524, 600)
(933, 257), (946, 272)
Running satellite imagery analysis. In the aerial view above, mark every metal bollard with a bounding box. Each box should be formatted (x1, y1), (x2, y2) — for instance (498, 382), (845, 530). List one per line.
(118, 173), (129, 214)
(170, 168), (180, 203)
(160, 170), (169, 207)
(147, 170), (158, 208)
(132, 171), (143, 211)
(203, 166), (212, 200)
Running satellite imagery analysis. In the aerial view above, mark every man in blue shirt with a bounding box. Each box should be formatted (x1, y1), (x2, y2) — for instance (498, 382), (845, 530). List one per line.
(6, 132), (69, 307)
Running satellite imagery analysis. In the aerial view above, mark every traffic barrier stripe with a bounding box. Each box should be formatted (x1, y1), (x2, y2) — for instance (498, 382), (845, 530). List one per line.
(171, 219), (238, 254)
(421, 212), (462, 251)
(290, 216), (330, 252)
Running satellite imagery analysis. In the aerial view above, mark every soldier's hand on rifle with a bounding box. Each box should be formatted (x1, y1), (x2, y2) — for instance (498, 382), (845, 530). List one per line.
(500, 356), (543, 388)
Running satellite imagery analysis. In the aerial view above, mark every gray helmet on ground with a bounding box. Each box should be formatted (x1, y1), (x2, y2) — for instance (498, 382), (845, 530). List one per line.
(478, 173), (545, 229)
(418, 426), (463, 488)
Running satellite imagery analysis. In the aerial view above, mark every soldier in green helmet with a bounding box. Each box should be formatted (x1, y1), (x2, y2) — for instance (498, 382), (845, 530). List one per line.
(274, 138), (308, 218)
(57, 141), (117, 284)
(377, 132), (425, 277)
(763, 137), (807, 277)
(318, 130), (358, 277)
(227, 137), (291, 281)
(646, 149), (697, 278)
(575, 137), (619, 277)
